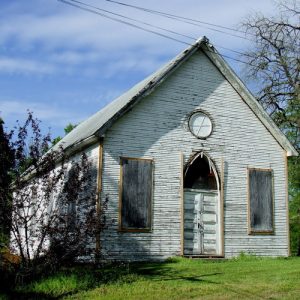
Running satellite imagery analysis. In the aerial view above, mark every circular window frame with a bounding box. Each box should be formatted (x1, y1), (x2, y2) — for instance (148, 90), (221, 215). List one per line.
(188, 110), (213, 139)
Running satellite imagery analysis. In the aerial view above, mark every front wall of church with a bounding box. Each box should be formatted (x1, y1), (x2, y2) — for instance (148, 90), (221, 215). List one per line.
(97, 50), (289, 260)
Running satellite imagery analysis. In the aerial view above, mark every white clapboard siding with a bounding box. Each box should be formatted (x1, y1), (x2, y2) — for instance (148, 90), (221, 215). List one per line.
(98, 50), (289, 261)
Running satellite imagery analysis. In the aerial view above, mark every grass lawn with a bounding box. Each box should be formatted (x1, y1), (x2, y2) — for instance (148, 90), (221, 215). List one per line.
(1, 256), (300, 299)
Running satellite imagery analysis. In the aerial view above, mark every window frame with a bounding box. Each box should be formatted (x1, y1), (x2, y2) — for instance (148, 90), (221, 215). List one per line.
(118, 156), (154, 233)
(247, 167), (275, 235)
(187, 109), (214, 140)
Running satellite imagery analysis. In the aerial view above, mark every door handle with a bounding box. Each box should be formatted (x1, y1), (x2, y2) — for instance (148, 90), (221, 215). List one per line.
(198, 223), (204, 232)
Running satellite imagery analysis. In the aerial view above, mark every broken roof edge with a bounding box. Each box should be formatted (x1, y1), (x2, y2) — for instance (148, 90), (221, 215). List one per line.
(95, 36), (208, 138)
(53, 36), (298, 157)
(201, 42), (298, 157)
(52, 36), (207, 153)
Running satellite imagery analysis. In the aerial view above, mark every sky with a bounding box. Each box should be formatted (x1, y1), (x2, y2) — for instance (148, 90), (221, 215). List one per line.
(0, 0), (278, 138)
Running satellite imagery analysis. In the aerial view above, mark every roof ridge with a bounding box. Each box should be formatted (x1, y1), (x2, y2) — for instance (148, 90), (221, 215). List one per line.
(52, 36), (297, 157)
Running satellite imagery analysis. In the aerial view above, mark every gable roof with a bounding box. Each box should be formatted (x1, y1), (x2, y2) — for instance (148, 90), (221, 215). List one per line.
(54, 37), (298, 157)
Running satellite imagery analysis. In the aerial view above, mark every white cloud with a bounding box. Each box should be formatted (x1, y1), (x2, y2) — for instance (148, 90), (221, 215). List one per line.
(0, 100), (86, 127)
(0, 0), (278, 77)
(49, 51), (101, 64)
(0, 0), (277, 54)
(0, 0), (279, 135)
(104, 56), (164, 78)
(0, 57), (56, 75)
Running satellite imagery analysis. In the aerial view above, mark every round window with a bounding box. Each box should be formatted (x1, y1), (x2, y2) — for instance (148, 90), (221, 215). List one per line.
(188, 111), (213, 139)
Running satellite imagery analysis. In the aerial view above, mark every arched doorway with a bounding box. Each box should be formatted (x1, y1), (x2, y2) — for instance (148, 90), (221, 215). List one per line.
(183, 152), (221, 256)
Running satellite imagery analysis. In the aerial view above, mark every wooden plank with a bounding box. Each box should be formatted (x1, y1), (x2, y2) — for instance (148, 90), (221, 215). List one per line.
(204, 230), (216, 234)
(119, 157), (153, 231)
(204, 248), (216, 254)
(184, 214), (196, 222)
(185, 230), (216, 237)
(203, 205), (216, 213)
(184, 189), (218, 256)
(248, 168), (274, 233)
(184, 203), (196, 210)
(184, 191), (198, 255)
(184, 232), (194, 239)
(204, 224), (216, 231)
(204, 237), (216, 243)
(203, 214), (216, 223)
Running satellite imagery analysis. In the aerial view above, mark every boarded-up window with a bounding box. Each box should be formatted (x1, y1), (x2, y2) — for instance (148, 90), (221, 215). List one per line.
(120, 157), (153, 231)
(248, 168), (274, 234)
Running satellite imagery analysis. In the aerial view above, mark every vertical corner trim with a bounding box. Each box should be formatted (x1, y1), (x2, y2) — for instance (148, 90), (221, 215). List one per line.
(284, 151), (291, 256)
(95, 141), (104, 259)
(180, 152), (184, 256)
(220, 157), (225, 257)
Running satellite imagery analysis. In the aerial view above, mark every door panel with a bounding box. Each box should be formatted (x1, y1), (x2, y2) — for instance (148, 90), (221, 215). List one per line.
(203, 214), (216, 223)
(184, 189), (218, 255)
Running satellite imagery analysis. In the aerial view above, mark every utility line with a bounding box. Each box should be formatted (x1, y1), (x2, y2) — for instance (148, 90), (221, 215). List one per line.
(66, 0), (253, 58)
(58, 0), (255, 66)
(100, 0), (250, 37)
(67, 0), (197, 41)
(69, 0), (249, 41)
(59, 0), (190, 45)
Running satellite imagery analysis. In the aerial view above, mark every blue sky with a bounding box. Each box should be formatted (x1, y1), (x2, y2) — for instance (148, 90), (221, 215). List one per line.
(0, 0), (276, 138)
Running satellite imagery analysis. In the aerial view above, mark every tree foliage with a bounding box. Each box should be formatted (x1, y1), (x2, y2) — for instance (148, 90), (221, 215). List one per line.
(0, 113), (106, 284)
(0, 118), (15, 244)
(241, 0), (300, 255)
(52, 123), (77, 146)
(242, 0), (299, 143)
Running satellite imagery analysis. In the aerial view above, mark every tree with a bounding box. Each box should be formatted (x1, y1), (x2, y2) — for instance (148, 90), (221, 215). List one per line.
(0, 118), (14, 244)
(241, 0), (300, 255)
(241, 0), (299, 145)
(0, 113), (106, 282)
(52, 123), (77, 146)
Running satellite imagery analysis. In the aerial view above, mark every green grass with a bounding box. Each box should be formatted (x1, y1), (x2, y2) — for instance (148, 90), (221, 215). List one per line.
(3, 256), (300, 299)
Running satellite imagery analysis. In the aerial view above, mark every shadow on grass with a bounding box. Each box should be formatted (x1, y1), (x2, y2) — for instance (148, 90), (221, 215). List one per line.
(132, 261), (223, 284)
(2, 259), (224, 299)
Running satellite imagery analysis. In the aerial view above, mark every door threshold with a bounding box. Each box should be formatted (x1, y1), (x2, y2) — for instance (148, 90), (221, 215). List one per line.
(184, 255), (224, 259)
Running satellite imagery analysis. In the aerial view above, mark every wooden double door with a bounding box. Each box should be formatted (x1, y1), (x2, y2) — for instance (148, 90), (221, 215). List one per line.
(184, 189), (219, 256)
